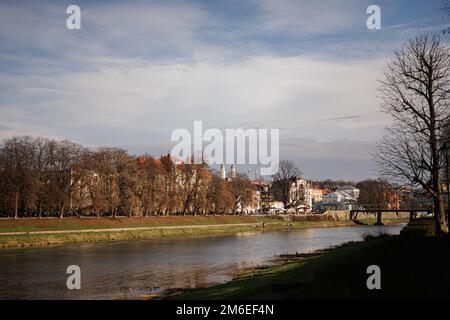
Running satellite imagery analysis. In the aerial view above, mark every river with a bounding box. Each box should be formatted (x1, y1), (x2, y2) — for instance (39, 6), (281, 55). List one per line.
(0, 224), (405, 299)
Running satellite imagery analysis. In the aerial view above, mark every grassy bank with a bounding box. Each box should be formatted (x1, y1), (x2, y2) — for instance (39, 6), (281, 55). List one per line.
(0, 216), (408, 249)
(0, 224), (268, 248)
(0, 215), (275, 233)
(171, 221), (449, 300)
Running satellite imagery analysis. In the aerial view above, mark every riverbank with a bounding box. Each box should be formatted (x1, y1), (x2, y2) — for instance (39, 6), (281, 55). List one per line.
(0, 215), (408, 249)
(170, 221), (449, 299)
(0, 215), (274, 233)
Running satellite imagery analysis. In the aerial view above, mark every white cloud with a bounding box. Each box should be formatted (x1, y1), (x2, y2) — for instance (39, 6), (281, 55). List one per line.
(0, 0), (413, 179)
(255, 0), (363, 35)
(0, 1), (211, 61)
(0, 54), (388, 145)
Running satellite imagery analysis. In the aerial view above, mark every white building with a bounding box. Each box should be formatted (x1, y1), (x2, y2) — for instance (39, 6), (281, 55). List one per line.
(337, 185), (360, 199)
(289, 177), (313, 213)
(321, 185), (360, 210)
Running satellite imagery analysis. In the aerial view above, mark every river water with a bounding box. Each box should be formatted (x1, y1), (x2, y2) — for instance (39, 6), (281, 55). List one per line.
(0, 224), (405, 299)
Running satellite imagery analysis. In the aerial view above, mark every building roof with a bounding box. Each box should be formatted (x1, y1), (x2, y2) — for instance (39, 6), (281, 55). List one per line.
(251, 180), (270, 187)
(323, 190), (357, 202)
(337, 185), (359, 191)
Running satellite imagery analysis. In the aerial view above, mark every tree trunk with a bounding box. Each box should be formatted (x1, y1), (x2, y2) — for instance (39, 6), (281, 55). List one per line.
(429, 75), (445, 235)
(433, 192), (447, 235)
(439, 194), (447, 233)
(14, 190), (19, 219)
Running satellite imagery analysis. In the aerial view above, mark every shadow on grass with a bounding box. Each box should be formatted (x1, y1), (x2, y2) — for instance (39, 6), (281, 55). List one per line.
(169, 231), (450, 300)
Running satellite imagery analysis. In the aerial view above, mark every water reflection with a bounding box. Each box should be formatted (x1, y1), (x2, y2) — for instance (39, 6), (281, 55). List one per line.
(0, 224), (405, 299)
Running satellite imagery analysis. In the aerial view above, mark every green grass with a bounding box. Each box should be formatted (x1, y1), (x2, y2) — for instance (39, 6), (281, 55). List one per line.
(0, 216), (409, 234)
(171, 225), (449, 300)
(0, 216), (408, 249)
(0, 224), (270, 248)
(0, 226), (42, 233)
(400, 217), (436, 237)
(0, 225), (262, 248)
(0, 216), (278, 233)
(0, 220), (335, 248)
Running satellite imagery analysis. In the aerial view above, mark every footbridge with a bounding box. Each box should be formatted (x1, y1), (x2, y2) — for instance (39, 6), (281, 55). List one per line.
(349, 205), (433, 225)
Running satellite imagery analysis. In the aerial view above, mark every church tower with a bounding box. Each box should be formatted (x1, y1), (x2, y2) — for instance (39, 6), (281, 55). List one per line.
(220, 164), (226, 179)
(230, 164), (236, 179)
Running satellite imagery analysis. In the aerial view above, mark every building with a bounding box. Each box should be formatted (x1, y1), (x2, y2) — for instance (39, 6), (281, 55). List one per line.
(220, 164), (237, 181)
(337, 185), (360, 199)
(321, 185), (360, 210)
(251, 180), (273, 214)
(290, 177), (313, 213)
(230, 164), (236, 179)
(310, 188), (327, 209)
(271, 201), (286, 213)
(310, 188), (324, 203)
(220, 164), (226, 179)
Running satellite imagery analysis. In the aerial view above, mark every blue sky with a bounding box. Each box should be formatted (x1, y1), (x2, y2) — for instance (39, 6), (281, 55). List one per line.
(0, 0), (449, 180)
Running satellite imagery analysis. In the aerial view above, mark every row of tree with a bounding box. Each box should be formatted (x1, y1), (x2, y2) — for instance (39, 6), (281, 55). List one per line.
(0, 136), (256, 218)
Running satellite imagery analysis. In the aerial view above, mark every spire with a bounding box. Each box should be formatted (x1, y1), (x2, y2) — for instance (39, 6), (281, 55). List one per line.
(220, 164), (226, 179)
(230, 164), (236, 179)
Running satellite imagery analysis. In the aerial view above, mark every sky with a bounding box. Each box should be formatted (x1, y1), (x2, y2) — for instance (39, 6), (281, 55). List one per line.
(0, 0), (449, 180)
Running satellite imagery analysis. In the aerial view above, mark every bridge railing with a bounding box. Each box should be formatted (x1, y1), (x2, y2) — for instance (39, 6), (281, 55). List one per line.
(349, 204), (434, 224)
(352, 203), (433, 211)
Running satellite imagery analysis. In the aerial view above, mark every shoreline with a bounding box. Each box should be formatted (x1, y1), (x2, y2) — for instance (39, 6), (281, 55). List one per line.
(0, 217), (408, 249)
(168, 223), (447, 300)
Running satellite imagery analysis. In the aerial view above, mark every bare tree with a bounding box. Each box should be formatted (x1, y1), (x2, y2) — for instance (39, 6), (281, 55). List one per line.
(71, 149), (95, 218)
(208, 174), (234, 214)
(356, 179), (397, 210)
(136, 155), (155, 217)
(30, 137), (51, 218)
(94, 148), (129, 218)
(112, 150), (138, 217)
(271, 160), (305, 210)
(86, 149), (117, 217)
(0, 136), (260, 218)
(179, 160), (209, 215)
(376, 32), (450, 234)
(229, 173), (255, 214)
(0, 136), (35, 218)
(46, 140), (85, 218)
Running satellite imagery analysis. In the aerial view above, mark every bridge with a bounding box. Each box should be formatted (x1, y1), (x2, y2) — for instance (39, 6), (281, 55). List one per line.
(349, 206), (433, 225)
